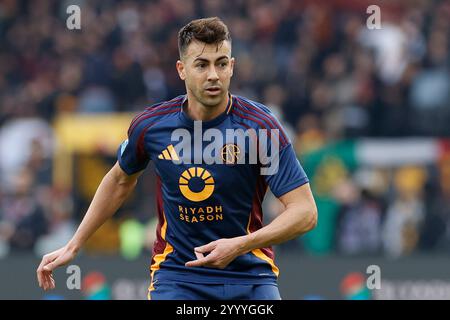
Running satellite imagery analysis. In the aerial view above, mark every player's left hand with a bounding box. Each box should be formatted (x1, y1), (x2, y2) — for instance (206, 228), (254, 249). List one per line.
(185, 237), (247, 269)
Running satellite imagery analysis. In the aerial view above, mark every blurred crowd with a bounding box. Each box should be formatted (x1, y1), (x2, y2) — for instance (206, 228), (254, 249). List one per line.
(0, 0), (449, 258)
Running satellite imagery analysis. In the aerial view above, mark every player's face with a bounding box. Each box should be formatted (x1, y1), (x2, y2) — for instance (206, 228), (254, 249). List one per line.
(177, 40), (234, 108)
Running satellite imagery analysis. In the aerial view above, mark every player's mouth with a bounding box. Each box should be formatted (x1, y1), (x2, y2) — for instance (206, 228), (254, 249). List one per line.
(205, 86), (221, 95)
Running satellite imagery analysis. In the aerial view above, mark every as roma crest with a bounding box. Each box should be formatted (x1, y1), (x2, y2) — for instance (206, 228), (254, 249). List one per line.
(221, 144), (241, 164)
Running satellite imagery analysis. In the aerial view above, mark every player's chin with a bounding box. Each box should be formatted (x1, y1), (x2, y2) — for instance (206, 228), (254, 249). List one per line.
(203, 91), (222, 101)
(202, 93), (224, 105)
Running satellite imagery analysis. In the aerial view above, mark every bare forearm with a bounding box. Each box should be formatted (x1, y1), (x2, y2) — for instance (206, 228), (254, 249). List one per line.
(67, 168), (137, 252)
(241, 203), (317, 253)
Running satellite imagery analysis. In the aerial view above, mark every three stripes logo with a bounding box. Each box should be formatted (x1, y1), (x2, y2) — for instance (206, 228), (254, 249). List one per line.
(179, 167), (215, 202)
(158, 144), (179, 161)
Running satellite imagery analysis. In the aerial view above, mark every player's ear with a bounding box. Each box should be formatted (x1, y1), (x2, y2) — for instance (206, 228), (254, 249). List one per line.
(230, 57), (235, 78)
(176, 60), (186, 80)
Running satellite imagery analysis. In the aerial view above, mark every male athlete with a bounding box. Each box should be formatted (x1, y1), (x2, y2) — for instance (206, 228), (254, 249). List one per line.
(37, 17), (317, 300)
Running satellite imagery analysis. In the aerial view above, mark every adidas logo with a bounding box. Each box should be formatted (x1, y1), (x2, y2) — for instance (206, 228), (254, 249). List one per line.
(158, 144), (180, 161)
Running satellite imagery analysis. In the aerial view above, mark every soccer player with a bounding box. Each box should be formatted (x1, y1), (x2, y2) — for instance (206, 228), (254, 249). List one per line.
(36, 17), (317, 300)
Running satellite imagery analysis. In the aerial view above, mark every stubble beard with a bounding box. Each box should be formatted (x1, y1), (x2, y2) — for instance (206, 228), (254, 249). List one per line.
(193, 87), (227, 109)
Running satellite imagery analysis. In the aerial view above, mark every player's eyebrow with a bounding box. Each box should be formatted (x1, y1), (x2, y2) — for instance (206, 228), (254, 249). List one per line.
(193, 56), (229, 63)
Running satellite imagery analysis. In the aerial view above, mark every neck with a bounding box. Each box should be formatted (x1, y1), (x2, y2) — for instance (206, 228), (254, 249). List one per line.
(184, 91), (229, 121)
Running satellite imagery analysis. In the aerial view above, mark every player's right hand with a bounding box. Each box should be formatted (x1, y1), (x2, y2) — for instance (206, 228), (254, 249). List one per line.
(36, 245), (78, 290)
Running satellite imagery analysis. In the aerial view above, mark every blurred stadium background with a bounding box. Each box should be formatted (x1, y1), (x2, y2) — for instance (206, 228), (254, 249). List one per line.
(0, 0), (449, 299)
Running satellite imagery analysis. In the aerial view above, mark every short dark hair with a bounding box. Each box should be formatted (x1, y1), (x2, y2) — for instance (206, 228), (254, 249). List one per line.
(178, 17), (231, 58)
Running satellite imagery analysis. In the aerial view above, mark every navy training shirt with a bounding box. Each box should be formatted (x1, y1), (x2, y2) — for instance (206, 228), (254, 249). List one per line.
(118, 93), (309, 285)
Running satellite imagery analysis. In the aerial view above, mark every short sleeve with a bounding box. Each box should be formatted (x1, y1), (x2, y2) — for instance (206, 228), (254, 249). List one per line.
(117, 116), (150, 175)
(264, 143), (309, 198)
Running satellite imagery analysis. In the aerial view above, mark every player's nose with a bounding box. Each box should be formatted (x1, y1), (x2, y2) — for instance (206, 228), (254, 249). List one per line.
(207, 66), (219, 81)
